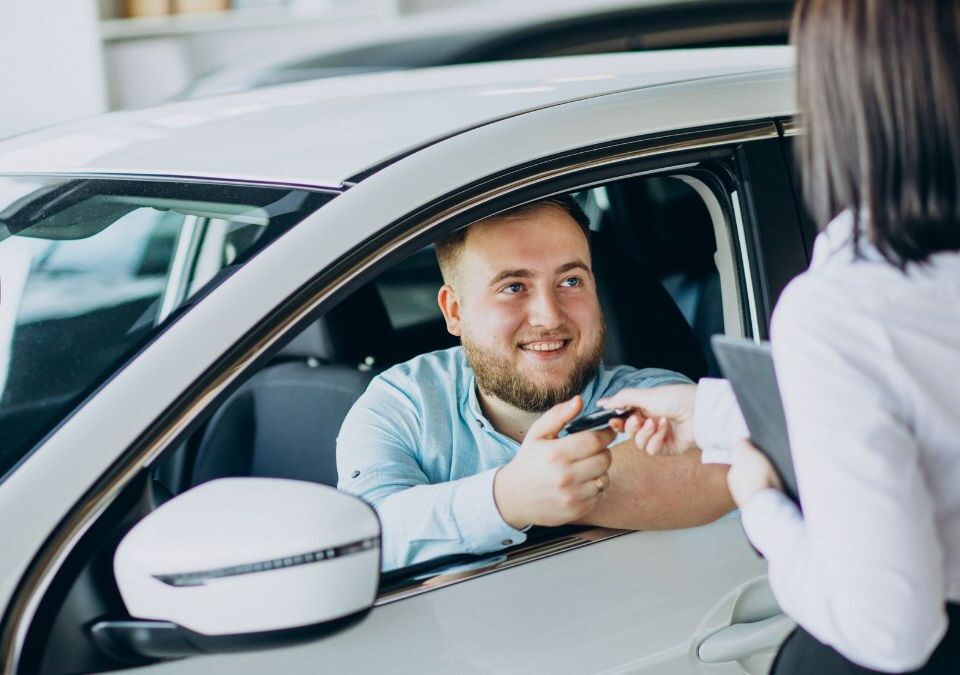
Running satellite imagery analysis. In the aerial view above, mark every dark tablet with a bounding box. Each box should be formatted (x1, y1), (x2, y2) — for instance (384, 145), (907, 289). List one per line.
(711, 335), (800, 505)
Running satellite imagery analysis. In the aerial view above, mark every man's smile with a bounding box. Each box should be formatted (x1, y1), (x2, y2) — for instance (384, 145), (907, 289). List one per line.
(517, 337), (575, 361)
(519, 339), (569, 352)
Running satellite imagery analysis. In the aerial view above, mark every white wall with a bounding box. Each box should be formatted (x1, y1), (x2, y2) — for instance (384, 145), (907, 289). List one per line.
(0, 0), (496, 129)
(399, 0), (485, 11)
(100, 0), (396, 110)
(0, 0), (108, 139)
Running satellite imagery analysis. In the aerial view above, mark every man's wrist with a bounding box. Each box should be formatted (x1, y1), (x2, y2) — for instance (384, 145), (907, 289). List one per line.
(493, 465), (529, 530)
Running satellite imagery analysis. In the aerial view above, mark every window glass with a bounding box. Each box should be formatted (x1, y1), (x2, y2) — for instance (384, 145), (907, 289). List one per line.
(374, 246), (445, 331)
(0, 176), (335, 481)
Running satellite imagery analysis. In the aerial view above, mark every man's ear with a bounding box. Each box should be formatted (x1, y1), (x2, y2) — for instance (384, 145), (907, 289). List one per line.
(437, 284), (462, 336)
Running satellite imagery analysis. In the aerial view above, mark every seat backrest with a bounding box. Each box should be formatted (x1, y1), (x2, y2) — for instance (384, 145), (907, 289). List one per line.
(189, 284), (394, 488)
(593, 177), (726, 380)
(190, 361), (375, 487)
(593, 229), (709, 381)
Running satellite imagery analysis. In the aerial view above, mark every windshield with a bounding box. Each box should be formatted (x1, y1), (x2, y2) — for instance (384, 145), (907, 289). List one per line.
(0, 176), (335, 482)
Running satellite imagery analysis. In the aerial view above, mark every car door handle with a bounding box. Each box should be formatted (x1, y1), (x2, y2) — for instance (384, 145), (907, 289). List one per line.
(697, 613), (796, 663)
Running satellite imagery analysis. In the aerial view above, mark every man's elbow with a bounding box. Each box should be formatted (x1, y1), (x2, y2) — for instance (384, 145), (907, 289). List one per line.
(586, 457), (734, 530)
(645, 462), (734, 529)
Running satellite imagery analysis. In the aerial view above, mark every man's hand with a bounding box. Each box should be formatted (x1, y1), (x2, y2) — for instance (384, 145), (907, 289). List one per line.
(598, 384), (698, 456)
(494, 396), (615, 529)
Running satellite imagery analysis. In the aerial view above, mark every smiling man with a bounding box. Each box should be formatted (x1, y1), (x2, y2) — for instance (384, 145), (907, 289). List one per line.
(337, 196), (733, 570)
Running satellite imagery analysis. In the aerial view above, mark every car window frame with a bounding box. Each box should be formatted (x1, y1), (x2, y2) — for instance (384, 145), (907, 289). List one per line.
(371, 164), (771, 601)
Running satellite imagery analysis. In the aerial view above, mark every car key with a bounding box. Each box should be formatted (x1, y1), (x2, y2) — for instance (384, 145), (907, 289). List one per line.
(561, 408), (633, 435)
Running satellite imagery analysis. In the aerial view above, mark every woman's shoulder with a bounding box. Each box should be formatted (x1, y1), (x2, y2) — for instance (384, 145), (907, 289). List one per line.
(770, 269), (884, 357)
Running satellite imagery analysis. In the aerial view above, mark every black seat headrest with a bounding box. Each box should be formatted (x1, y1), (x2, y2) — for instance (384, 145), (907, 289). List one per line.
(592, 228), (709, 381)
(607, 176), (716, 277)
(279, 282), (396, 367)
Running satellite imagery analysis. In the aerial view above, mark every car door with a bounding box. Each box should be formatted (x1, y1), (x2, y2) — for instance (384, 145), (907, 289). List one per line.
(1, 74), (804, 674)
(127, 135), (804, 675)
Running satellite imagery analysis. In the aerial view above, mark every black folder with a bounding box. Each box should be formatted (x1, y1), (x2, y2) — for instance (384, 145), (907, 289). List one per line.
(711, 335), (800, 506)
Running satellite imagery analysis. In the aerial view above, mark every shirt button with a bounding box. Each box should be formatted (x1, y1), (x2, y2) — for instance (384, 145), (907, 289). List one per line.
(350, 470), (361, 479)
(501, 539), (513, 546)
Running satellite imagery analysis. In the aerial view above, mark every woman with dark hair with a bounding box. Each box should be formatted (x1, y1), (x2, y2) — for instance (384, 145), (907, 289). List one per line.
(601, 1), (960, 672)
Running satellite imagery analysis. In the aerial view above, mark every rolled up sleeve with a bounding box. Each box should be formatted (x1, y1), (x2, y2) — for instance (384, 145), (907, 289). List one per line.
(693, 377), (747, 464)
(337, 376), (525, 571)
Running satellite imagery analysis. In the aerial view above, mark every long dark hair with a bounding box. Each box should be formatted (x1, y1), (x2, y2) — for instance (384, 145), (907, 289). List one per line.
(793, 0), (960, 267)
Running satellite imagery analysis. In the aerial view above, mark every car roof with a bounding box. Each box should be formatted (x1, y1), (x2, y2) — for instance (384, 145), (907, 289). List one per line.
(185, 0), (793, 97)
(0, 48), (794, 188)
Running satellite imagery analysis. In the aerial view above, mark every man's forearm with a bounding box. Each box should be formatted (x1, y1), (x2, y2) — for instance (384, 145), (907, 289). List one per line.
(580, 441), (734, 530)
(375, 468), (528, 570)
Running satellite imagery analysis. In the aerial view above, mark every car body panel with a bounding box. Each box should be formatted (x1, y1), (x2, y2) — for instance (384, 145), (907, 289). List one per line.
(0, 49), (792, 187)
(131, 518), (773, 674)
(0, 64), (794, 625)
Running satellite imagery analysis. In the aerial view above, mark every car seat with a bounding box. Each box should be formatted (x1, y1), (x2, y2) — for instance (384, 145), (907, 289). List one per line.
(598, 176), (723, 378)
(189, 197), (716, 490)
(593, 227), (710, 381)
(189, 283), (395, 487)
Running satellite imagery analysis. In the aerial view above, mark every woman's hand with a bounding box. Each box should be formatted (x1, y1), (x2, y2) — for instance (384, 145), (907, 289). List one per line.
(598, 384), (698, 456)
(727, 439), (783, 507)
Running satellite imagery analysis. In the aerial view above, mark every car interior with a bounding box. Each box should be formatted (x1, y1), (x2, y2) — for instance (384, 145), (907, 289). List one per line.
(21, 171), (744, 674)
(162, 173), (732, 497)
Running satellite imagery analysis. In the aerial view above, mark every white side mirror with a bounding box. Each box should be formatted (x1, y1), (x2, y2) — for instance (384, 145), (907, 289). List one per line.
(97, 478), (379, 659)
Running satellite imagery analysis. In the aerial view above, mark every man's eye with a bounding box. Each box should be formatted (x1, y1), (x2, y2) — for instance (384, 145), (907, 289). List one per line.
(560, 276), (582, 288)
(501, 283), (525, 294)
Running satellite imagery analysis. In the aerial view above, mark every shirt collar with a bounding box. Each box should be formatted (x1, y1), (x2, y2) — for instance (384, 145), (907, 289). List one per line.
(811, 209), (887, 269)
(464, 368), (489, 427)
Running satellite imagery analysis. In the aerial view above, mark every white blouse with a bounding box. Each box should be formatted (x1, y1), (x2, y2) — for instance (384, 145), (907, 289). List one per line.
(695, 211), (960, 673)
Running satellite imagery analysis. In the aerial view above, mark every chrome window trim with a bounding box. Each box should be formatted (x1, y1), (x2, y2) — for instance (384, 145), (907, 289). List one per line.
(0, 171), (345, 193)
(376, 528), (629, 605)
(1, 121), (777, 672)
(731, 189), (763, 340)
(780, 118), (801, 137)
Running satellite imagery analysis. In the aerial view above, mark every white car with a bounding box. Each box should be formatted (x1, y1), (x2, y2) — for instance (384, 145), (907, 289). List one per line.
(0, 47), (806, 674)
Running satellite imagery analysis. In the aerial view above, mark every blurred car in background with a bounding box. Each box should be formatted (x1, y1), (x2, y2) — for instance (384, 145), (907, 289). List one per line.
(183, 0), (794, 98)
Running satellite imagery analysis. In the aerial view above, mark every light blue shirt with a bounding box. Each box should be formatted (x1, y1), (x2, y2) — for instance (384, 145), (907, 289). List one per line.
(336, 346), (690, 570)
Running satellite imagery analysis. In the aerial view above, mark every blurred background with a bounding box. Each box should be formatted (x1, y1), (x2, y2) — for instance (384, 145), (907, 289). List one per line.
(0, 0), (793, 140)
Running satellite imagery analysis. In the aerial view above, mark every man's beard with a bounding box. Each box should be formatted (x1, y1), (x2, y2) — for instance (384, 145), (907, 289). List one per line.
(462, 320), (606, 414)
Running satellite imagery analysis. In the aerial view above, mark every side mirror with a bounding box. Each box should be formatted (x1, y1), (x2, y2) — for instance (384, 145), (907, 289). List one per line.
(93, 478), (380, 661)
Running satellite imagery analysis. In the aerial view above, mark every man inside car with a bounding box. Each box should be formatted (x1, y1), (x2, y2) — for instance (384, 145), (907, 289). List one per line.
(337, 196), (733, 570)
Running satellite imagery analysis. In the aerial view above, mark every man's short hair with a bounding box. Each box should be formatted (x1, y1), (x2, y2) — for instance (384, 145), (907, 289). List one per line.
(435, 195), (591, 285)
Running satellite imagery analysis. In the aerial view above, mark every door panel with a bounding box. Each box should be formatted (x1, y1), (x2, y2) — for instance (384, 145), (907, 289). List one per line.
(132, 517), (769, 674)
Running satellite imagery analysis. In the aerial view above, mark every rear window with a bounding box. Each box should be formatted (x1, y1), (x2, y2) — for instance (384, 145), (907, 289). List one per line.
(0, 176), (335, 481)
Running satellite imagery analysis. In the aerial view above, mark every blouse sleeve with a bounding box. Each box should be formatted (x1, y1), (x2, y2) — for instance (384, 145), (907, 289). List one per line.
(740, 275), (947, 672)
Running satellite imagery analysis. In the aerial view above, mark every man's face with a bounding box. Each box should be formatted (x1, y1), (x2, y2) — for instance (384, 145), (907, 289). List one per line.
(440, 205), (605, 413)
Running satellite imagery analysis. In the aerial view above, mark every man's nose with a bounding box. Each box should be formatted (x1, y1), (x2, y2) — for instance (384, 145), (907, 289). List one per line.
(527, 289), (564, 329)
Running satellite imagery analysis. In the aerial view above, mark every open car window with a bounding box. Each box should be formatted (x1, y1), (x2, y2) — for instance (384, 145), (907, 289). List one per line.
(149, 169), (746, 590)
(367, 173), (744, 589)
(0, 176), (336, 483)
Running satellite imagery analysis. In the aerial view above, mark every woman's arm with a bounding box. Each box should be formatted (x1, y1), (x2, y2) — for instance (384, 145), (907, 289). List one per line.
(746, 276), (947, 672)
